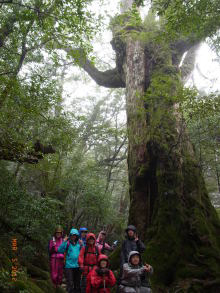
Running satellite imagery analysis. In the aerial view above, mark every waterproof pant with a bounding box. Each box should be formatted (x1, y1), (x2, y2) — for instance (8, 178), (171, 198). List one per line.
(66, 267), (81, 293)
(80, 275), (87, 293)
(50, 257), (64, 286)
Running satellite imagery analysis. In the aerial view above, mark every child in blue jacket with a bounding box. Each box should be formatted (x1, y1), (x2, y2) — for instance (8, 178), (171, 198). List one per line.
(58, 228), (82, 293)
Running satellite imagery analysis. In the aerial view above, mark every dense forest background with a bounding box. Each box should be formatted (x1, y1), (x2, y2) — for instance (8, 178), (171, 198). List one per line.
(0, 0), (220, 292)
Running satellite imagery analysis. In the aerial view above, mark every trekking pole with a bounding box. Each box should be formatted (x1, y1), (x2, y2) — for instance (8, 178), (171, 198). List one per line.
(54, 254), (57, 287)
(103, 279), (106, 293)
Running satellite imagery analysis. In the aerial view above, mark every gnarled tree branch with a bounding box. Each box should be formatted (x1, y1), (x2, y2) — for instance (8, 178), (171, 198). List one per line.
(82, 58), (125, 88)
(63, 47), (125, 88)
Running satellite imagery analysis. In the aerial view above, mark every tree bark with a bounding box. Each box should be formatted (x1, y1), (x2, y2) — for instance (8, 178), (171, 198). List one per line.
(124, 38), (151, 232)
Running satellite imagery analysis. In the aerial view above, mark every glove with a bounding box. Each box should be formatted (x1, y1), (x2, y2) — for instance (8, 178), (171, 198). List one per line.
(96, 268), (103, 276)
(113, 240), (118, 246)
(102, 268), (110, 275)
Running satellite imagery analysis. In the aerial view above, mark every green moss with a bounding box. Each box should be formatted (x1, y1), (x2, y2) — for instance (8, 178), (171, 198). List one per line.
(144, 153), (220, 290)
(135, 151), (220, 290)
(110, 6), (142, 33)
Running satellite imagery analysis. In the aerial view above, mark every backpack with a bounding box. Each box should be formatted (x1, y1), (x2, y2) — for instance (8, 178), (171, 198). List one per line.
(84, 245), (100, 265)
(101, 241), (105, 254)
(64, 240), (71, 266)
(97, 239), (105, 254)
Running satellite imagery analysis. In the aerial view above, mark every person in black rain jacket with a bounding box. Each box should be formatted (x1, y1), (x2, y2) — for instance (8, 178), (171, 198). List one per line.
(120, 225), (145, 271)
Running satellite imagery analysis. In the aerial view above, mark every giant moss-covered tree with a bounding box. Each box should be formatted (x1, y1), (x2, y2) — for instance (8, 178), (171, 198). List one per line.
(74, 0), (220, 291)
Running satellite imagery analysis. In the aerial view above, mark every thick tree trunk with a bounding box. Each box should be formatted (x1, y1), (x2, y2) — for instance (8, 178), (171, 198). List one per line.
(122, 33), (220, 291)
(124, 38), (151, 233)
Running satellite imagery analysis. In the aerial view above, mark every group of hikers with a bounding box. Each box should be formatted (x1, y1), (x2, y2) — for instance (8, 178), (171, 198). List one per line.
(49, 224), (153, 293)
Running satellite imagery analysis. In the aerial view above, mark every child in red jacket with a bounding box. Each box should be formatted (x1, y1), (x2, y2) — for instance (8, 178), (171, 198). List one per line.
(86, 254), (116, 293)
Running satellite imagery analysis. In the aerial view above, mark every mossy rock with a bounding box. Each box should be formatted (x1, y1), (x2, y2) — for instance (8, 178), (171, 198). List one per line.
(25, 262), (50, 280)
(10, 279), (44, 293)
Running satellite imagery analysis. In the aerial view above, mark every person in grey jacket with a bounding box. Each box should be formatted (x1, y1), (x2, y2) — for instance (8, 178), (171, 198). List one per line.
(120, 225), (145, 269)
(120, 251), (153, 293)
